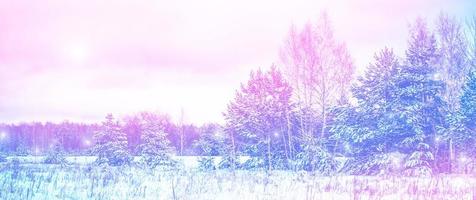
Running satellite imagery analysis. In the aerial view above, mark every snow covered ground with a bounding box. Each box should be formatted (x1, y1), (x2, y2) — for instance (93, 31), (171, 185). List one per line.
(5, 156), (348, 169)
(0, 160), (475, 200)
(4, 156), (253, 168)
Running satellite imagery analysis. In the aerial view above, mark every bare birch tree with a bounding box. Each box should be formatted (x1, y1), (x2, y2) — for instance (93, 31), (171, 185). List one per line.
(280, 13), (354, 139)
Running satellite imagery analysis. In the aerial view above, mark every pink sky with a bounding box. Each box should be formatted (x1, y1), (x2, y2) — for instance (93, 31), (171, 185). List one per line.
(0, 0), (474, 124)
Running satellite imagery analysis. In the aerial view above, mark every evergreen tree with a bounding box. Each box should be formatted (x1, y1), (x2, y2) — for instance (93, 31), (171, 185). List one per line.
(461, 72), (476, 130)
(194, 123), (223, 156)
(0, 132), (9, 162)
(136, 112), (175, 168)
(43, 141), (67, 165)
(333, 19), (447, 176)
(217, 131), (240, 170)
(452, 71), (476, 158)
(295, 131), (338, 174)
(404, 143), (434, 176)
(393, 19), (445, 175)
(93, 114), (131, 166)
(224, 65), (293, 171)
(194, 124), (225, 171)
(15, 139), (29, 156)
(332, 48), (399, 175)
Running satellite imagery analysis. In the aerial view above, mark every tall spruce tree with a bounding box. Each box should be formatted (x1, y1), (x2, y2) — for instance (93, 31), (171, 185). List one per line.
(93, 114), (131, 166)
(394, 19), (445, 176)
(332, 48), (400, 175)
(334, 19), (448, 176)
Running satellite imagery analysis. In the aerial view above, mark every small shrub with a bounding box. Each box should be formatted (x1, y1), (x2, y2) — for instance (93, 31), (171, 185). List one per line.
(218, 155), (240, 170)
(197, 157), (216, 171)
(0, 153), (7, 163)
(240, 157), (265, 170)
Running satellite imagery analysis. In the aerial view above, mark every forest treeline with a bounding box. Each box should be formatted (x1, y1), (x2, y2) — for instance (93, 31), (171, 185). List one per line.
(1, 13), (476, 175)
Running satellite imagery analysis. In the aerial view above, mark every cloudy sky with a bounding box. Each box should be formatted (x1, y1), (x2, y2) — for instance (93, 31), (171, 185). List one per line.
(0, 0), (474, 124)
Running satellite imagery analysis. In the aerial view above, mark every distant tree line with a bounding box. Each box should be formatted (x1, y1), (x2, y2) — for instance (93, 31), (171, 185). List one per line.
(0, 114), (202, 157)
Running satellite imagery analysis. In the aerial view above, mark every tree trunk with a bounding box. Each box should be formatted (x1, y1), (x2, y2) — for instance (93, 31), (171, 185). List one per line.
(267, 134), (272, 171)
(179, 109), (185, 156)
(286, 110), (293, 160)
(230, 131), (236, 171)
(180, 129), (184, 156)
(320, 86), (327, 139)
(281, 128), (289, 161)
(320, 106), (327, 139)
(449, 138), (453, 173)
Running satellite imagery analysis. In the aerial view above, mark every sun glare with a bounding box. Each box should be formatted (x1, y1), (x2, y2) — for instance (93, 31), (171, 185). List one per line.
(64, 43), (90, 64)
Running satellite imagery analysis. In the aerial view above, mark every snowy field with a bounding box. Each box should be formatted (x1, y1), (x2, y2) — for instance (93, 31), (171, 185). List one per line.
(3, 156), (253, 169)
(0, 158), (475, 200)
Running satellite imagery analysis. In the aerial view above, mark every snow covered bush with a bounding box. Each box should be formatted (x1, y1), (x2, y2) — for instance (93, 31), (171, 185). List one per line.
(240, 157), (265, 170)
(404, 143), (434, 176)
(0, 153), (6, 163)
(197, 157), (215, 171)
(340, 152), (404, 175)
(218, 154), (240, 170)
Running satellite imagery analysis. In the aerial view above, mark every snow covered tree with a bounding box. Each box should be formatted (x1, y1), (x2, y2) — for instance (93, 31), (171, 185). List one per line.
(393, 19), (445, 175)
(334, 19), (447, 176)
(444, 71), (476, 172)
(404, 143), (434, 176)
(451, 71), (476, 158)
(194, 124), (226, 170)
(280, 13), (354, 173)
(194, 123), (224, 156)
(435, 13), (469, 110)
(93, 114), (131, 166)
(280, 13), (354, 139)
(461, 72), (476, 130)
(215, 126), (240, 170)
(332, 48), (400, 175)
(43, 141), (67, 165)
(178, 108), (185, 156)
(15, 139), (29, 156)
(468, 15), (476, 67)
(434, 13), (470, 173)
(295, 132), (338, 174)
(224, 65), (293, 171)
(0, 132), (9, 161)
(136, 112), (175, 168)
(217, 144), (240, 170)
